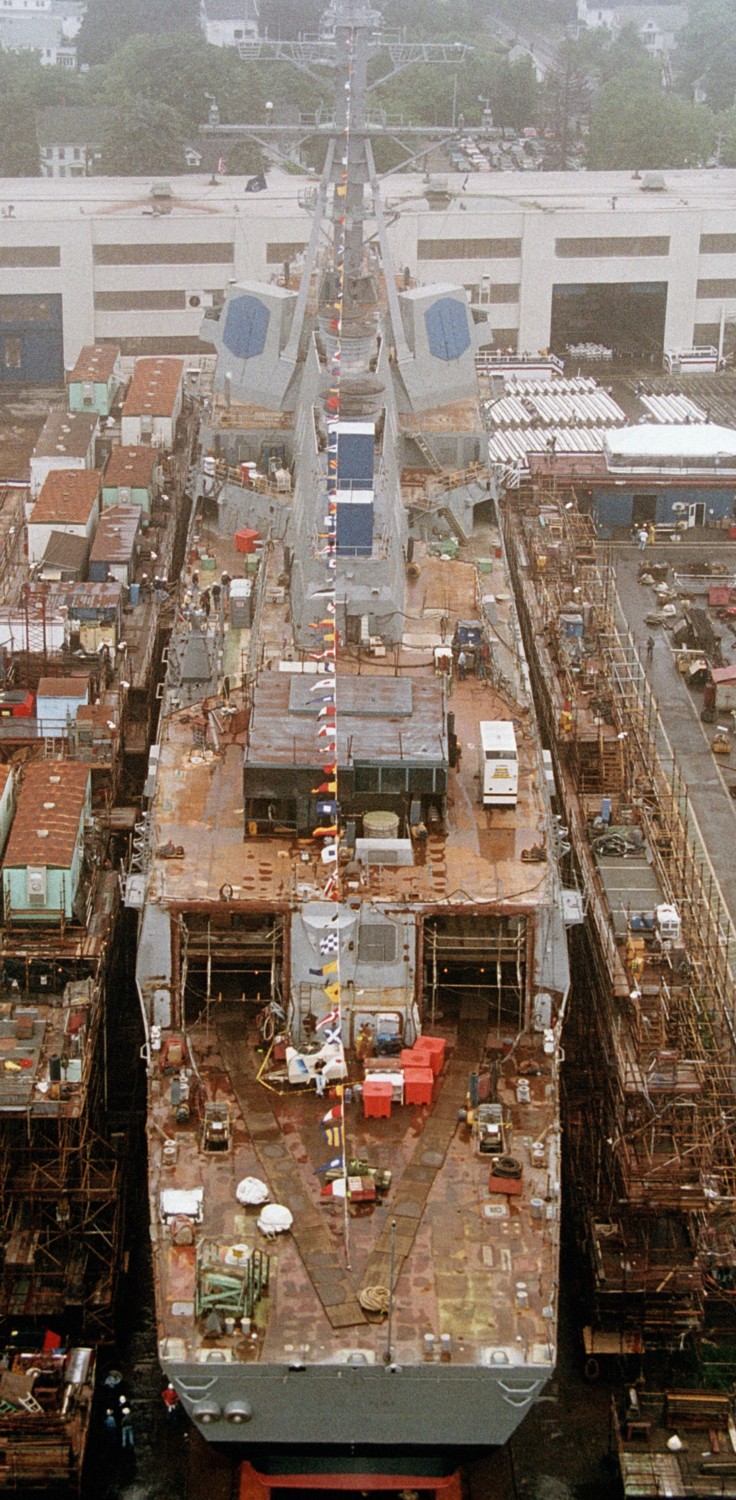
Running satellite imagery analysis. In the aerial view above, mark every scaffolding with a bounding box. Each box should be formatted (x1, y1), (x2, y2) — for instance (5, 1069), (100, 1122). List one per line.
(0, 876), (124, 1348)
(504, 483), (736, 1353)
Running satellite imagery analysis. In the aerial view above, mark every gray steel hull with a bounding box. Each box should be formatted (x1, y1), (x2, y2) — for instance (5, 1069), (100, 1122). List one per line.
(166, 1357), (552, 1447)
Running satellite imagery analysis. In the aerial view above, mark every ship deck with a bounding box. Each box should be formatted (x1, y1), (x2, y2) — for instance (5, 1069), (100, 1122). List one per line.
(151, 1002), (559, 1369)
(146, 516), (562, 1380)
(149, 536), (549, 912)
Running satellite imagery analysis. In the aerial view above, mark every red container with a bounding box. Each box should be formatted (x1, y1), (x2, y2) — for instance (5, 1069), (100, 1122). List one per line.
(403, 1067), (434, 1107)
(363, 1080), (392, 1119)
(235, 527), (259, 554)
(413, 1036), (446, 1076)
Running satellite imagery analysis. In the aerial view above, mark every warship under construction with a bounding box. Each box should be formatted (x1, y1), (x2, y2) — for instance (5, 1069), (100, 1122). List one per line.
(131, 1), (570, 1493)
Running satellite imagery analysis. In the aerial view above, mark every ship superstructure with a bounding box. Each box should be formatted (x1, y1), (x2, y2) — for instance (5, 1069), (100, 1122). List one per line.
(134, 2), (569, 1488)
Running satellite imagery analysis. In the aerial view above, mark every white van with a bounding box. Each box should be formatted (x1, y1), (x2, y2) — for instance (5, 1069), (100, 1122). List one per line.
(480, 720), (518, 806)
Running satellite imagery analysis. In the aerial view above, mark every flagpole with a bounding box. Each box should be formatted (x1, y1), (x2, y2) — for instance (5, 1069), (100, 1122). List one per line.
(310, 22), (356, 1276)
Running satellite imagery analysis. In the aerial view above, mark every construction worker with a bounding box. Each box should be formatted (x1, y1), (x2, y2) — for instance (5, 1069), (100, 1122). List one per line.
(103, 1408), (117, 1446)
(120, 1405), (135, 1450)
(161, 1383), (180, 1423)
(646, 635), (654, 664)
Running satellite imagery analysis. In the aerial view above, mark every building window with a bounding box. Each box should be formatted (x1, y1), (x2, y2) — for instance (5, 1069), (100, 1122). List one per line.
(700, 235), (736, 255)
(113, 335), (217, 354)
(418, 238), (521, 260)
(693, 322), (720, 346)
(265, 241), (308, 263)
(2, 337), (22, 370)
(95, 289), (188, 310)
(58, 148), (65, 159)
(555, 236), (670, 257)
(357, 922), (397, 964)
(93, 243), (234, 265)
(696, 279), (736, 299)
(488, 284), (519, 304)
(0, 246), (60, 266)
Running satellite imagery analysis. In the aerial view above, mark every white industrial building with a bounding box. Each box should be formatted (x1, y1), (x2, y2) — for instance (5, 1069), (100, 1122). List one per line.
(1, 167), (736, 380)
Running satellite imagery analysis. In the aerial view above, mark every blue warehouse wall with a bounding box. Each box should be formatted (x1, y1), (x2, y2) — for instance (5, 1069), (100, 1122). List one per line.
(584, 483), (735, 538)
(0, 294), (63, 384)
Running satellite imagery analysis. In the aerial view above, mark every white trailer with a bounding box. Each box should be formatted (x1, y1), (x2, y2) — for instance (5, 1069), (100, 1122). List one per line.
(480, 720), (518, 806)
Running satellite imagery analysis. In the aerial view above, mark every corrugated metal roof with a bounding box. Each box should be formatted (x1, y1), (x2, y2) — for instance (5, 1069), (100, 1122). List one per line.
(123, 358), (184, 418)
(103, 445), (156, 488)
(3, 762), (89, 871)
(30, 470), (101, 525)
(89, 504), (140, 563)
(32, 409), (98, 461)
(36, 677), (89, 699)
(67, 343), (120, 384)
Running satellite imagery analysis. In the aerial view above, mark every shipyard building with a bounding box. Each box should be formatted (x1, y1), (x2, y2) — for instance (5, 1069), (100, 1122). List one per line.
(1, 168), (736, 380)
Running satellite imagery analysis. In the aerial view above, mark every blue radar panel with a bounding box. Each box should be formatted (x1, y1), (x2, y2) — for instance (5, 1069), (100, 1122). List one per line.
(425, 297), (471, 362)
(223, 295), (270, 360)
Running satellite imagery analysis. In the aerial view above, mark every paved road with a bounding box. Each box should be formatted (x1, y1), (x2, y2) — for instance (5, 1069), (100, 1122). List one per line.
(482, 5), (559, 77)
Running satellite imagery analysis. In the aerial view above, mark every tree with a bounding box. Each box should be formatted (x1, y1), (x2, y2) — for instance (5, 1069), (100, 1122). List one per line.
(0, 51), (96, 174)
(489, 55), (541, 132)
(97, 95), (188, 175)
(77, 0), (198, 67)
(543, 41), (593, 167)
(587, 70), (714, 169)
(93, 36), (269, 135)
(676, 0), (736, 113)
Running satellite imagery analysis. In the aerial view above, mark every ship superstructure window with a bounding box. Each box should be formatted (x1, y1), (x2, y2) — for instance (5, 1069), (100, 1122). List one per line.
(357, 923), (397, 964)
(555, 237), (670, 258)
(417, 238), (521, 260)
(93, 243), (234, 265)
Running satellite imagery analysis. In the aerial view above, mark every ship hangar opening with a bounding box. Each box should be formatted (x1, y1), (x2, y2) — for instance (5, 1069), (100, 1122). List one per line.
(424, 914), (526, 1030)
(550, 282), (668, 361)
(180, 911), (283, 1012)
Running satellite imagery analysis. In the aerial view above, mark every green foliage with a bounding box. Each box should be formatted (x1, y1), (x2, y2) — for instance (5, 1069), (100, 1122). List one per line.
(97, 95), (188, 175)
(587, 70), (715, 169)
(372, 42), (539, 133)
(543, 40), (593, 165)
(221, 139), (265, 175)
(715, 108), (736, 166)
(676, 0), (736, 113)
(77, 0), (198, 68)
(91, 36), (269, 134)
(381, 0), (489, 40)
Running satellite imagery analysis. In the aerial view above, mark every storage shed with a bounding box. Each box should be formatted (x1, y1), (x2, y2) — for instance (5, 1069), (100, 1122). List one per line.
(102, 445), (157, 513)
(27, 470), (101, 566)
(0, 766), (16, 862)
(88, 504), (140, 585)
(121, 358), (185, 450)
(37, 530), (89, 583)
(2, 762), (92, 922)
(36, 676), (90, 737)
(29, 409), (99, 501)
(67, 344), (122, 418)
